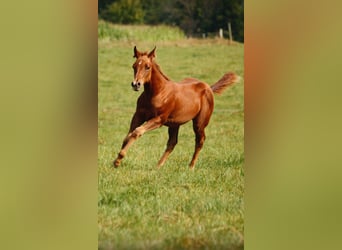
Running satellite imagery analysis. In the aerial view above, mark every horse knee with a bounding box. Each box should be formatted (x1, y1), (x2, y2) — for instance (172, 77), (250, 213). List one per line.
(131, 131), (139, 139)
(132, 127), (145, 139)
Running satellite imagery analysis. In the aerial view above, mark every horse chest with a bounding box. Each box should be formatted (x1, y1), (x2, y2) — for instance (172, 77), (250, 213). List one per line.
(151, 95), (169, 109)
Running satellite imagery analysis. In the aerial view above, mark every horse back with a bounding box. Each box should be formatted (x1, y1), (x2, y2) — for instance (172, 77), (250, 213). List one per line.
(165, 80), (214, 122)
(179, 77), (201, 85)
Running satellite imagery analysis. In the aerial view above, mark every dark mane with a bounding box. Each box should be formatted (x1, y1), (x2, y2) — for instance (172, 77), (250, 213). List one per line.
(152, 61), (170, 81)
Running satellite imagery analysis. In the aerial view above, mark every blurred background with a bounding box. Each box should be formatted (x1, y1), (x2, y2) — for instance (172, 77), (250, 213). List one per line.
(99, 0), (243, 41)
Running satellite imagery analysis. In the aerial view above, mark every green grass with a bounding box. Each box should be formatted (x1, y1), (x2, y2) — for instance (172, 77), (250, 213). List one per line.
(98, 23), (244, 250)
(98, 19), (186, 42)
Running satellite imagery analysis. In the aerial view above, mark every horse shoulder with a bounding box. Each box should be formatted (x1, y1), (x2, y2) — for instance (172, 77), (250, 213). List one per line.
(152, 84), (175, 108)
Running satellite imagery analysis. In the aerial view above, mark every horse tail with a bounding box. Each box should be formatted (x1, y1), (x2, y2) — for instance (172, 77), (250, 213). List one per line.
(210, 72), (240, 94)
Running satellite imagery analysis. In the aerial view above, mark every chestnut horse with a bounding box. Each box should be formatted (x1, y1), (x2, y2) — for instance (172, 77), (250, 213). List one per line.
(113, 46), (239, 169)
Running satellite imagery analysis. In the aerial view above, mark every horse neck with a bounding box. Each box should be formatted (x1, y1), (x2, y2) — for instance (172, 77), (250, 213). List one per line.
(145, 62), (170, 95)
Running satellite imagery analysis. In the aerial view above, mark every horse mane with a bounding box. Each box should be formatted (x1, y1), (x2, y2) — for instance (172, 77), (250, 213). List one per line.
(152, 61), (170, 81)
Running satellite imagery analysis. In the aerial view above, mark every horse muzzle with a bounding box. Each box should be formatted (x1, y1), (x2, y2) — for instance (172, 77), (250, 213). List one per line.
(131, 81), (141, 91)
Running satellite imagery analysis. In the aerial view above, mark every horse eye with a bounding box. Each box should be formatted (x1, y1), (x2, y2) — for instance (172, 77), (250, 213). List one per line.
(146, 65), (151, 70)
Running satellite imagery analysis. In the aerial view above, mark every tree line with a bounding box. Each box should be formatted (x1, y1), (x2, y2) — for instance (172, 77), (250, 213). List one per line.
(99, 0), (244, 42)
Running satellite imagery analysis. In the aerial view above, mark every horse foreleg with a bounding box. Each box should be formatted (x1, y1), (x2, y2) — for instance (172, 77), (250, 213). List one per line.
(113, 116), (163, 167)
(113, 112), (145, 167)
(157, 126), (179, 168)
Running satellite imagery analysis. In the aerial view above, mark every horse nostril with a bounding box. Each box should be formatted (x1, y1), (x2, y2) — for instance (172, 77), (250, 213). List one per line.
(137, 82), (141, 87)
(131, 82), (135, 87)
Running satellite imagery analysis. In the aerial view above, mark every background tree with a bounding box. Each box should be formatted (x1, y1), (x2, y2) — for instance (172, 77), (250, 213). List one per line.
(99, 0), (115, 13)
(98, 0), (244, 42)
(100, 0), (144, 24)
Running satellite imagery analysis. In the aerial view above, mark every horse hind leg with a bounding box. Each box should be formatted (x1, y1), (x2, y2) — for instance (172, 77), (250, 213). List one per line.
(189, 127), (206, 169)
(189, 94), (213, 169)
(157, 126), (179, 168)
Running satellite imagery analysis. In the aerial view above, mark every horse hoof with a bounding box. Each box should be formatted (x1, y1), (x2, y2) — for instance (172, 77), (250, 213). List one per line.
(113, 159), (120, 168)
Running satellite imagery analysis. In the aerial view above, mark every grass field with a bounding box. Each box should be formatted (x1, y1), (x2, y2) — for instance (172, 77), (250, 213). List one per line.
(98, 19), (186, 42)
(98, 23), (244, 249)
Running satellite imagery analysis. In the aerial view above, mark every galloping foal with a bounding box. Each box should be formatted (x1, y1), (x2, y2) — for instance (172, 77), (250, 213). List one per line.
(113, 46), (239, 169)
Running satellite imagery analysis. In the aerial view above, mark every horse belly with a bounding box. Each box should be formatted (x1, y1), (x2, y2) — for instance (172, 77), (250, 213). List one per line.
(166, 103), (201, 125)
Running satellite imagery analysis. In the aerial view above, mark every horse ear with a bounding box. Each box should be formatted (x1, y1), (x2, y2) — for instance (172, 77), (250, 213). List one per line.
(133, 46), (141, 58)
(148, 46), (157, 59)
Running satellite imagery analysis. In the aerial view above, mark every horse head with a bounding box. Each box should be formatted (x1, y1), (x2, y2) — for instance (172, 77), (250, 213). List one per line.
(131, 46), (156, 91)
